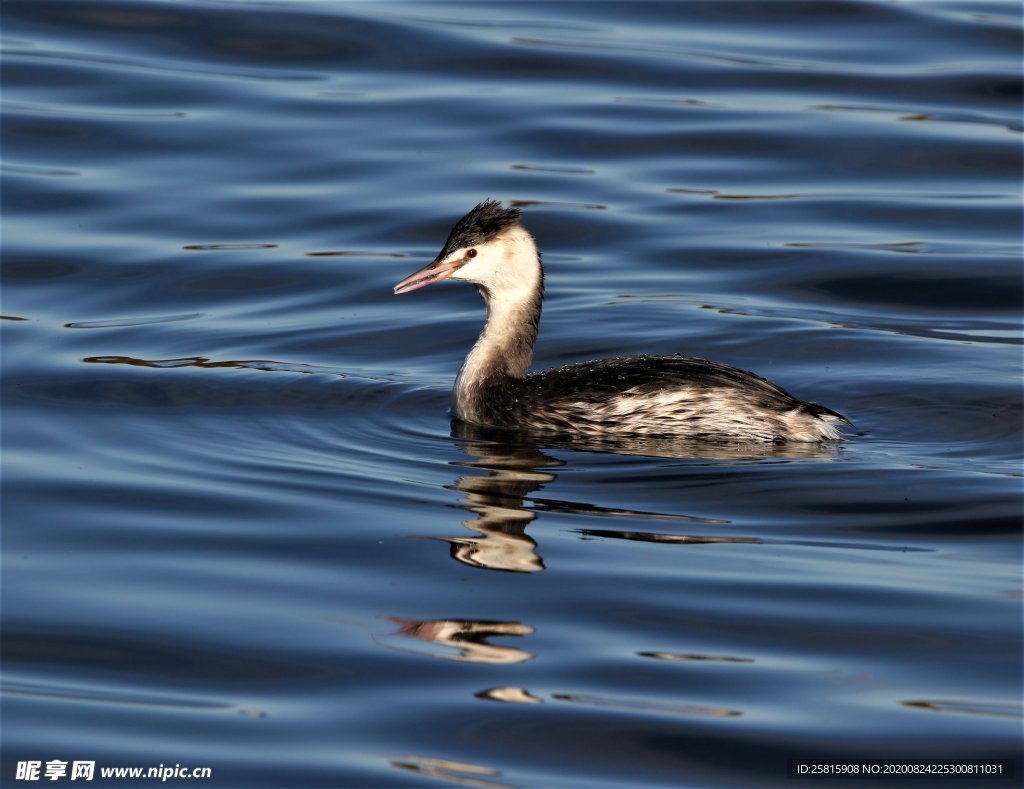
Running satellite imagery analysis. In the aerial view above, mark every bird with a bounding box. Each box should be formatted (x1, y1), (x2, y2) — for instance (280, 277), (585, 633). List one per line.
(393, 200), (849, 442)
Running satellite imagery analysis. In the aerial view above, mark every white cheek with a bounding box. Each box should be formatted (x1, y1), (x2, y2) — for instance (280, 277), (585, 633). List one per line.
(452, 249), (501, 284)
(453, 257), (485, 281)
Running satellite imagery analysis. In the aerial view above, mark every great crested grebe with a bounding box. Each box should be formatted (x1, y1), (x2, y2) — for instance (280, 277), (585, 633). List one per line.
(394, 200), (849, 442)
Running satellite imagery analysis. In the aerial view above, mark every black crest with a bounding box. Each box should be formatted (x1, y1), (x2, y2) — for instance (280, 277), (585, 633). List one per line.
(438, 200), (522, 258)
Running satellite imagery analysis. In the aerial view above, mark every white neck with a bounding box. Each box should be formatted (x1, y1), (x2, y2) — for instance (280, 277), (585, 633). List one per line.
(453, 228), (543, 422)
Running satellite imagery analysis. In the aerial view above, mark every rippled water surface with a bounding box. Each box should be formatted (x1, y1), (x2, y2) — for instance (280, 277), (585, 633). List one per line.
(3, 1), (1022, 787)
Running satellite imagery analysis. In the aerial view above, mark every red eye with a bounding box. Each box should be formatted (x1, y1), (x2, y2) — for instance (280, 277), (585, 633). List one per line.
(466, 248), (477, 258)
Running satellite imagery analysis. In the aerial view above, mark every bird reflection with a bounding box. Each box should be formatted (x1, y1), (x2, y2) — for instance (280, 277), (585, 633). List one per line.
(552, 691), (741, 718)
(455, 421), (842, 462)
(475, 686), (543, 704)
(901, 699), (1022, 718)
(436, 424), (562, 574)
(638, 650), (754, 664)
(435, 421), (836, 573)
(577, 529), (758, 546)
(390, 755), (507, 789)
(382, 617), (534, 664)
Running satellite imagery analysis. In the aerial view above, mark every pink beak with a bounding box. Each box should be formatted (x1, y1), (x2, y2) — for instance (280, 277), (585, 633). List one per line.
(393, 256), (463, 295)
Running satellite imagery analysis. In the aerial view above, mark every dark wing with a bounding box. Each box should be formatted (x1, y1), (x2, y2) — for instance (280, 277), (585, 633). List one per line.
(517, 354), (807, 411)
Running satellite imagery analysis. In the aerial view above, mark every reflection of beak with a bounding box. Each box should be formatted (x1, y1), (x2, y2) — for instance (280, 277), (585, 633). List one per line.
(393, 255), (463, 295)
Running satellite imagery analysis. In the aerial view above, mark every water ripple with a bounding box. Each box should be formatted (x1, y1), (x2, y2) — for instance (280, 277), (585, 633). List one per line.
(3, 0), (1020, 785)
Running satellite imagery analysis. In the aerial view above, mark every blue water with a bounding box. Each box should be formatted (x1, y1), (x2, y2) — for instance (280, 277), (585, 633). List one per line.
(2, 1), (1021, 787)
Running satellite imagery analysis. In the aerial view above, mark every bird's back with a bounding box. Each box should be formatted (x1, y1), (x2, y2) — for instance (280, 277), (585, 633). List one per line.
(485, 355), (847, 441)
